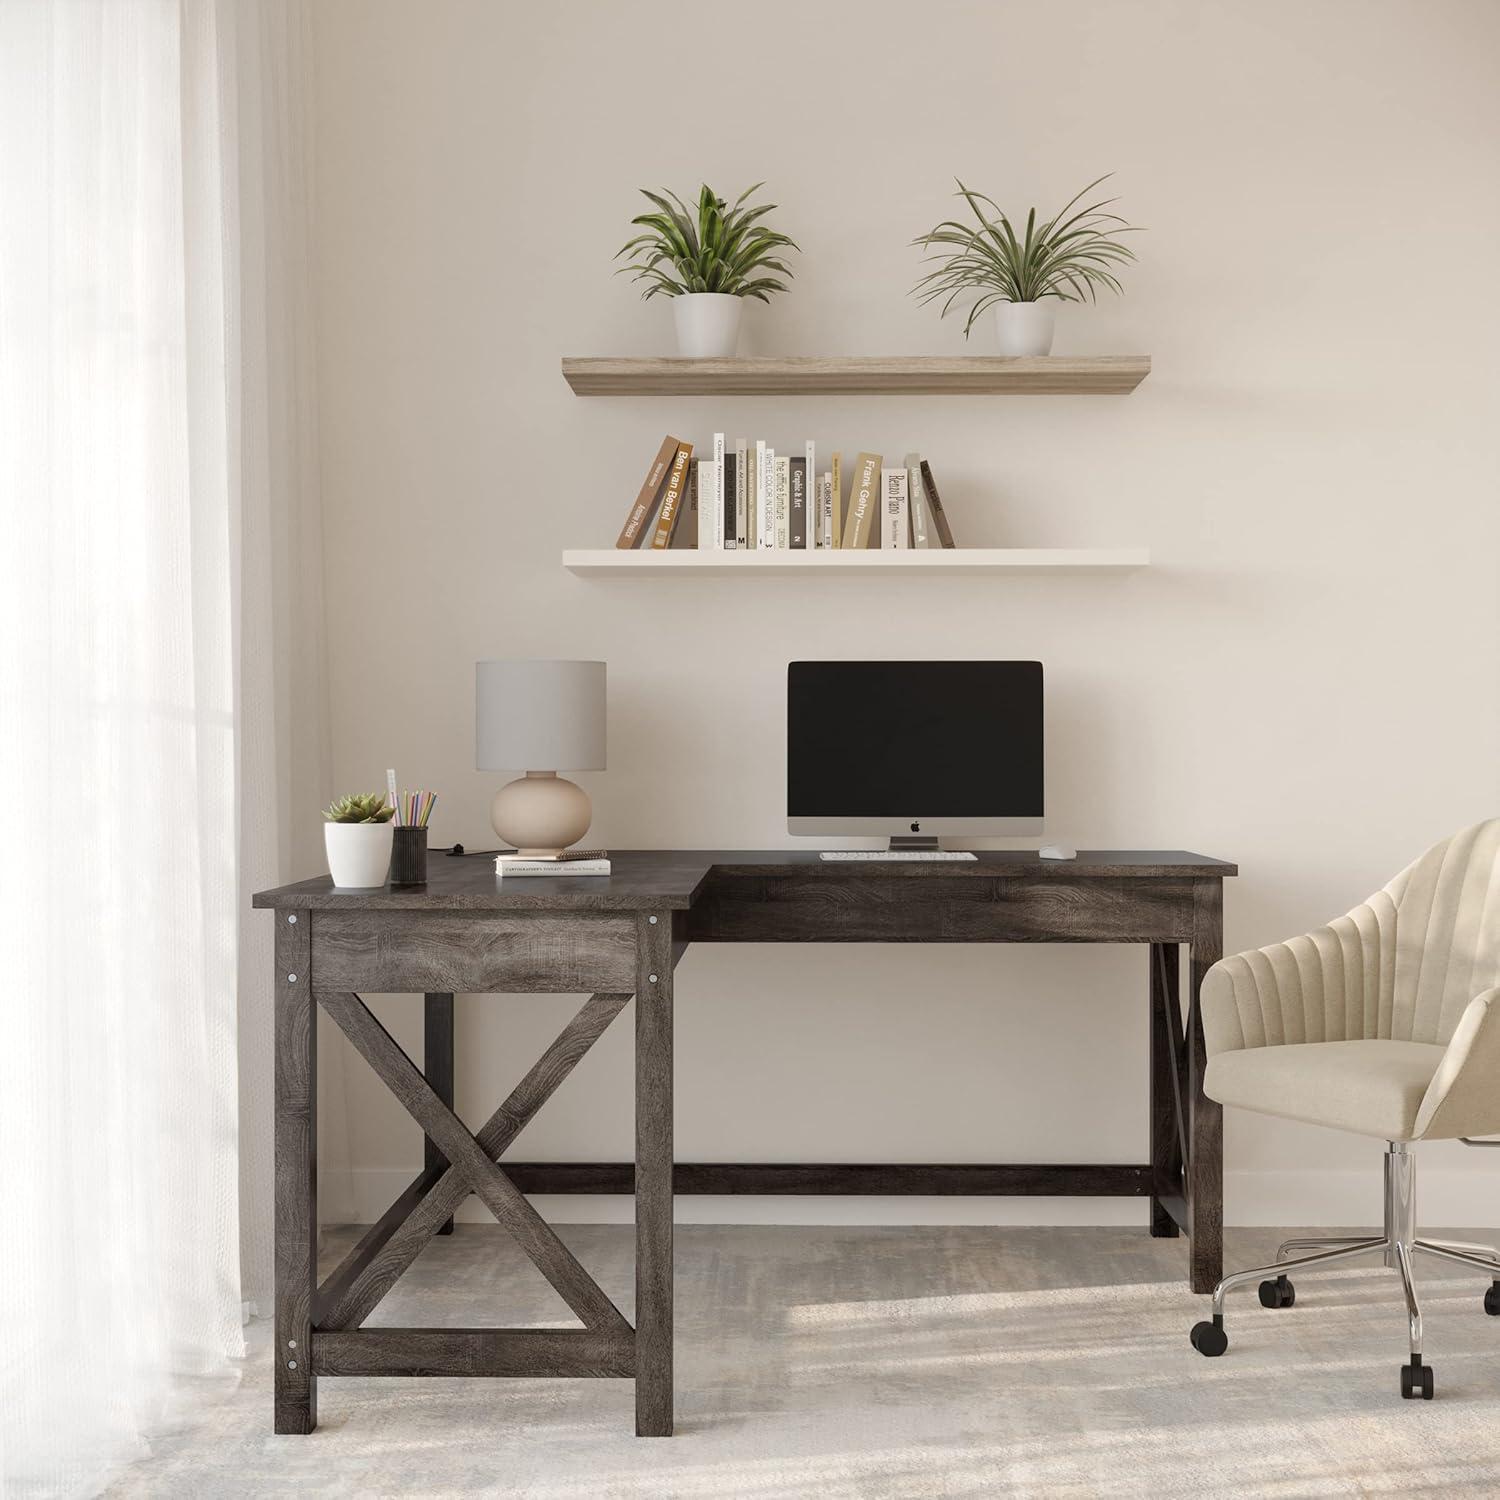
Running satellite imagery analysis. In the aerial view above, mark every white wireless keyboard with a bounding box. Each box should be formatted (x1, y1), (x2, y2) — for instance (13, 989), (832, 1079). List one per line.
(819, 850), (978, 862)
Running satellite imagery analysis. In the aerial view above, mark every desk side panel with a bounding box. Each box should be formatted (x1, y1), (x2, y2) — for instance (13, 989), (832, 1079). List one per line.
(687, 876), (1197, 944)
(310, 911), (637, 993)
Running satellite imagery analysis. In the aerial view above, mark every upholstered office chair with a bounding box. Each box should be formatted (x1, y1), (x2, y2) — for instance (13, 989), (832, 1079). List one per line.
(1188, 820), (1500, 1398)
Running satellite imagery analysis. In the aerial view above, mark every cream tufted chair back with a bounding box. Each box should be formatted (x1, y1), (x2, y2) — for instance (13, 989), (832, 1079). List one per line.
(1386, 820), (1500, 1045)
(1206, 820), (1500, 1052)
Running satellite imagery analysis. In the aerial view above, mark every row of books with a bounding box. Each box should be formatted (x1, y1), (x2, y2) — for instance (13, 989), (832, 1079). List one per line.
(614, 434), (959, 551)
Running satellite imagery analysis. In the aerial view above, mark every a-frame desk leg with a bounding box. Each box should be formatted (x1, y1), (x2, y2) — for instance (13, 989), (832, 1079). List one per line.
(1188, 880), (1224, 1294)
(634, 911), (674, 1436)
(274, 911), (317, 1433)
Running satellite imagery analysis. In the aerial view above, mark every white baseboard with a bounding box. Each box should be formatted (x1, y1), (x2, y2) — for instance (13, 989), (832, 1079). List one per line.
(330, 1164), (1500, 1231)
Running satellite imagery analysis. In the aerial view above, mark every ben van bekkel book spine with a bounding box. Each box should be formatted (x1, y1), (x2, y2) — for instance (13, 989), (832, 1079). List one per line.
(650, 440), (694, 548)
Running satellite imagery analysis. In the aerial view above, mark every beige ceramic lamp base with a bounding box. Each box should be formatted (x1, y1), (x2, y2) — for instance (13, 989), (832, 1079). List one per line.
(490, 771), (592, 857)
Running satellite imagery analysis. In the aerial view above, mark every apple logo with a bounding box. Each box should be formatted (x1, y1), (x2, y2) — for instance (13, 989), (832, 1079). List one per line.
(910, 820), (921, 832)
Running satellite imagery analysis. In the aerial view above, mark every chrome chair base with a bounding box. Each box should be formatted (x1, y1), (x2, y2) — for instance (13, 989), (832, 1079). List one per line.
(1189, 1141), (1500, 1398)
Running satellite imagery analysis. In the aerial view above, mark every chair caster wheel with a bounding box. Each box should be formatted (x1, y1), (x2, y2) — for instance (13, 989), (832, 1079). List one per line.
(1258, 1275), (1295, 1309)
(1190, 1318), (1228, 1357)
(1484, 1281), (1500, 1317)
(1400, 1359), (1434, 1400)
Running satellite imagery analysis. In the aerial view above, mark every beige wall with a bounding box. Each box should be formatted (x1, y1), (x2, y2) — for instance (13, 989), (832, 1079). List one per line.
(310, 0), (1500, 1226)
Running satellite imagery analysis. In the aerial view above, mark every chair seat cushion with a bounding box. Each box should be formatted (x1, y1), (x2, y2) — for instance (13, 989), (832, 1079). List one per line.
(1204, 1039), (1447, 1141)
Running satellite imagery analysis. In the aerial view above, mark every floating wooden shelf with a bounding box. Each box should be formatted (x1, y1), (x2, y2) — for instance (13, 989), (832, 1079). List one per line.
(563, 548), (1148, 577)
(560, 355), (1150, 397)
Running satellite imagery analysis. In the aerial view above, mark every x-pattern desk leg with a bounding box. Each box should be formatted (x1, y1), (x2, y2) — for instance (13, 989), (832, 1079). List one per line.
(316, 989), (630, 1331)
(317, 989), (632, 1338)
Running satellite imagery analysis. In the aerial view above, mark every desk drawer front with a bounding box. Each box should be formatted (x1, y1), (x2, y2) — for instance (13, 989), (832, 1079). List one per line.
(310, 911), (636, 993)
(689, 876), (1195, 944)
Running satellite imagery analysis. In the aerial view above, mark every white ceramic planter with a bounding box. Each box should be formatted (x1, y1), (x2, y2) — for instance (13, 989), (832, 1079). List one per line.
(325, 820), (394, 888)
(672, 292), (743, 358)
(994, 301), (1056, 357)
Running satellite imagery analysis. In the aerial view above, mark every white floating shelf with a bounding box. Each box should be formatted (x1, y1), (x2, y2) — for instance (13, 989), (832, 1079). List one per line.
(562, 548), (1148, 577)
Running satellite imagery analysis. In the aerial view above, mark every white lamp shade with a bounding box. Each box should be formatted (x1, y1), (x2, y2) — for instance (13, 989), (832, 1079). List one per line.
(475, 660), (606, 771)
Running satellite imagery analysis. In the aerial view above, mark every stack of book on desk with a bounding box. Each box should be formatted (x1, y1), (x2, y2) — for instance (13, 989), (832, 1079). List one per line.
(495, 850), (611, 877)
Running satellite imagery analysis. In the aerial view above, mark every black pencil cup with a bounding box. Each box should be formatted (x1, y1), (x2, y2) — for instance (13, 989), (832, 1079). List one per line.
(391, 826), (428, 886)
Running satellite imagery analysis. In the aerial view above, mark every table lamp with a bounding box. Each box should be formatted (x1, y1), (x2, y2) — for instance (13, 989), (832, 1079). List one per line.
(476, 660), (606, 855)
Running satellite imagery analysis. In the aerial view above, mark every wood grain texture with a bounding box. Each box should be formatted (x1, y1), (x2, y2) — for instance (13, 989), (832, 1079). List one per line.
(317, 989), (631, 1336)
(492, 1163), (1153, 1195)
(688, 875), (1196, 944)
(424, 993), (455, 1235)
(274, 912), (317, 1433)
(312, 910), (635, 992)
(1188, 880), (1225, 1293)
(560, 354), (1151, 396)
(635, 912), (674, 1437)
(1149, 943), (1183, 1239)
(311, 1328), (634, 1379)
(317, 992), (630, 1330)
(252, 849), (1235, 914)
(313, 1164), (445, 1328)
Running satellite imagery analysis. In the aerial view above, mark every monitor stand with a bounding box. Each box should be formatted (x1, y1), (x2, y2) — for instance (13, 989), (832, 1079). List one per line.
(888, 835), (940, 852)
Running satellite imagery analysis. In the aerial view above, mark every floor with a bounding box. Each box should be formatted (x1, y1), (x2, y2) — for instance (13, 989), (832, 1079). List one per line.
(103, 1223), (1500, 1499)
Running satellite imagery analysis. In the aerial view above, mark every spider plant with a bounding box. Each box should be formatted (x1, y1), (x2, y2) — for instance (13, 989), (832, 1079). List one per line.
(912, 175), (1139, 338)
(615, 183), (798, 301)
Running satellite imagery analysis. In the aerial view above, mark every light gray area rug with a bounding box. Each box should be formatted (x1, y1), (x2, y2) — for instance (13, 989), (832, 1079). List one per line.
(104, 1225), (1500, 1498)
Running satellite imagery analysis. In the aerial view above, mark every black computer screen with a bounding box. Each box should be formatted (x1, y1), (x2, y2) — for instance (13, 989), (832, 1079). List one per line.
(786, 661), (1043, 818)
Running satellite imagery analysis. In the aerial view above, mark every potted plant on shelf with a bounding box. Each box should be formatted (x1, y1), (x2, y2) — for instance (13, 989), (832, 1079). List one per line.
(912, 176), (1138, 355)
(323, 792), (395, 888)
(615, 182), (799, 357)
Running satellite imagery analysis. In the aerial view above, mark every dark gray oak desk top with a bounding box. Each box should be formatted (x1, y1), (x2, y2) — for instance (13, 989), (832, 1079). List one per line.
(253, 848), (1237, 913)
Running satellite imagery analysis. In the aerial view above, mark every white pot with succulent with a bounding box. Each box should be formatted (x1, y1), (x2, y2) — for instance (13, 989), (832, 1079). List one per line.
(616, 183), (799, 358)
(323, 792), (395, 888)
(912, 175), (1139, 356)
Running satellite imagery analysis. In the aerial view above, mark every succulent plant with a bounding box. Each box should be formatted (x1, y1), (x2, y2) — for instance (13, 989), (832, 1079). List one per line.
(323, 792), (394, 824)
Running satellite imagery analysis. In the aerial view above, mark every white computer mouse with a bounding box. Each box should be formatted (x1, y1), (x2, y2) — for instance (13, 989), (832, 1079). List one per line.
(1038, 844), (1077, 860)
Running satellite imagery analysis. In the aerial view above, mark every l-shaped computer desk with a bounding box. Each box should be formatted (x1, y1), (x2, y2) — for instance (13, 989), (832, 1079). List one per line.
(254, 847), (1235, 1437)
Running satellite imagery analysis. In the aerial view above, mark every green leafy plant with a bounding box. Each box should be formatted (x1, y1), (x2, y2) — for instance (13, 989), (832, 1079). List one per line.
(912, 175), (1139, 338)
(323, 792), (394, 824)
(615, 183), (798, 302)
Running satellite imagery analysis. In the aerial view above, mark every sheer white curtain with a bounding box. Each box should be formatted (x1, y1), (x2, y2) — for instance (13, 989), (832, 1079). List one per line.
(0, 2), (336, 1492)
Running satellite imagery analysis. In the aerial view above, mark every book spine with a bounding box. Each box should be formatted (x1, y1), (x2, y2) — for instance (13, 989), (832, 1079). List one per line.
(774, 456), (790, 549)
(919, 460), (956, 548)
(650, 441), (694, 548)
(841, 453), (881, 548)
(788, 456), (807, 548)
(883, 465), (910, 548)
(697, 452), (714, 550)
(722, 450), (737, 550)
(734, 438), (748, 547)
(755, 441), (770, 548)
(672, 461), (699, 548)
(830, 451), (843, 548)
(496, 860), (612, 877)
(616, 434), (680, 548)
(745, 442), (758, 550)
(761, 446), (777, 548)
(907, 457), (930, 547)
(804, 440), (816, 544)
(713, 432), (726, 549)
(817, 472), (832, 548)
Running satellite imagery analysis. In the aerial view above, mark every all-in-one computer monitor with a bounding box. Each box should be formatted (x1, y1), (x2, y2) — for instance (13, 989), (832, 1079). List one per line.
(787, 661), (1043, 847)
